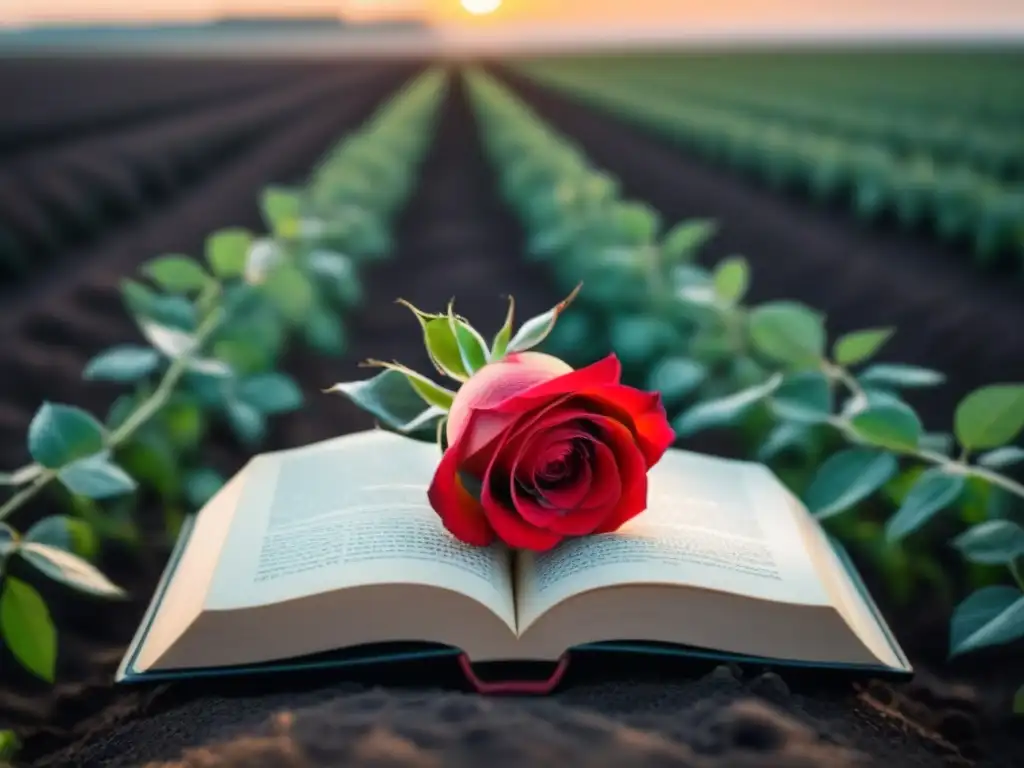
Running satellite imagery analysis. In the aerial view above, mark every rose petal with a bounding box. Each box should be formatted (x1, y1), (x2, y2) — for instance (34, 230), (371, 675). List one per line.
(490, 354), (623, 415)
(509, 426), (597, 529)
(582, 385), (676, 467)
(541, 438), (624, 537)
(480, 448), (563, 552)
(464, 399), (586, 477)
(587, 417), (650, 534)
(426, 419), (495, 547)
(447, 352), (573, 447)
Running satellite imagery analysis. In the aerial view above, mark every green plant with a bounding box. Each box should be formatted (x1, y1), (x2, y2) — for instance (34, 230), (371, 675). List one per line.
(517, 61), (1024, 269)
(0, 68), (447, 689)
(466, 66), (1024, 711)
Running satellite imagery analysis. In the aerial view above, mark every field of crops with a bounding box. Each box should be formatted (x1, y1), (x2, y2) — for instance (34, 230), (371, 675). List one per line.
(1, 49), (1023, 768)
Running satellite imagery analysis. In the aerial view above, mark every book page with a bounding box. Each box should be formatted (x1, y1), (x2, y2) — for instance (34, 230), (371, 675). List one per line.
(516, 449), (832, 630)
(204, 430), (515, 630)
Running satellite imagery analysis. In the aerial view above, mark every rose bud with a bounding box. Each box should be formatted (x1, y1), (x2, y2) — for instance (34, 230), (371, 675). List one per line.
(427, 352), (675, 551)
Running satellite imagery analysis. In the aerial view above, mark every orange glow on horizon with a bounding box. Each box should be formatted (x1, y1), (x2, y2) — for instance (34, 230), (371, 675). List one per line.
(3, 0), (1024, 31)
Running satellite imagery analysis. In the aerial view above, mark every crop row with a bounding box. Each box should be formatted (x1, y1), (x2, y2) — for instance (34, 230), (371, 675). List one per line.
(527, 62), (1023, 181)
(466, 68), (1024, 699)
(0, 68), (447, 687)
(530, 52), (1024, 126)
(0, 69), (398, 283)
(515, 64), (1024, 270)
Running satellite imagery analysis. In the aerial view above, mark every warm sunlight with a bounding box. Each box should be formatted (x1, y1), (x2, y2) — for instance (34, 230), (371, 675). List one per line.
(460, 0), (502, 16)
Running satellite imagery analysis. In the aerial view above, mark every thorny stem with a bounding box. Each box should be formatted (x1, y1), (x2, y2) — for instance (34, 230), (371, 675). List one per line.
(0, 284), (224, 525)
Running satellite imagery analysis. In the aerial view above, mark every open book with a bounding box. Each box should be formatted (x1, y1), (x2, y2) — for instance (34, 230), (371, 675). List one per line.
(117, 429), (911, 692)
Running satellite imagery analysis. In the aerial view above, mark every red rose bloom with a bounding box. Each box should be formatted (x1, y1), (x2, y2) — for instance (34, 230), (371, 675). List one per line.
(427, 352), (675, 551)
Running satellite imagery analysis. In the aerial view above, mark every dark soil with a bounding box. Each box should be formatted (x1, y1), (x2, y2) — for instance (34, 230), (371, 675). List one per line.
(2, 65), (1023, 768)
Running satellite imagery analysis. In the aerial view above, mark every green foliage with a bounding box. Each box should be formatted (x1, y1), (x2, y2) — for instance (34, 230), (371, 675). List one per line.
(27, 404), (106, 470)
(954, 384), (1024, 451)
(949, 585), (1024, 657)
(885, 468), (965, 542)
(804, 449), (899, 520)
(0, 729), (20, 762)
(0, 578), (55, 682)
(466, 65), (1024, 710)
(519, 56), (1024, 268)
(0, 68), (449, 689)
(748, 302), (827, 367)
(833, 328), (894, 367)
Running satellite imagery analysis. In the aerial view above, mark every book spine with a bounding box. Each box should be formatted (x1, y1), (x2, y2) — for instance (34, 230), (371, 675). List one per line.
(457, 653), (571, 695)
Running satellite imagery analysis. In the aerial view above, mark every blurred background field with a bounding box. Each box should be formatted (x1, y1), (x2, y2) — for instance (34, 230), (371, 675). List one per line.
(1, 2), (1023, 767)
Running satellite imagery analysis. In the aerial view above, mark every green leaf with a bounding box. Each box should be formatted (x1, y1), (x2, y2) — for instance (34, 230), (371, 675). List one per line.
(138, 322), (232, 378)
(0, 729), (20, 761)
(121, 278), (197, 331)
(955, 384), (1024, 451)
(261, 186), (302, 237)
(205, 228), (253, 279)
(833, 327), (894, 367)
(184, 468), (226, 509)
(0, 578), (56, 682)
(0, 522), (17, 555)
(303, 305), (348, 357)
(362, 361), (455, 411)
(919, 432), (954, 456)
(858, 364), (945, 389)
(885, 467), (965, 542)
(646, 356), (708, 407)
(507, 284), (583, 355)
(447, 303), (489, 376)
(237, 372), (303, 416)
(757, 421), (813, 461)
(953, 520), (1024, 565)
(325, 368), (446, 433)
(226, 400), (266, 447)
(804, 448), (899, 520)
(25, 516), (97, 560)
(263, 264), (315, 324)
(673, 373), (783, 437)
(118, 432), (180, 500)
(614, 202), (660, 244)
(977, 446), (1024, 469)
(395, 405), (448, 436)
(712, 256), (750, 306)
(20, 543), (124, 598)
(162, 398), (205, 452)
(748, 301), (827, 367)
(83, 345), (161, 382)
(28, 403), (106, 469)
(57, 453), (138, 500)
(398, 300), (471, 381)
(949, 585), (1024, 656)
(143, 255), (211, 294)
(848, 403), (923, 451)
(770, 371), (833, 424)
(243, 238), (284, 285)
(661, 219), (716, 263)
(490, 296), (515, 361)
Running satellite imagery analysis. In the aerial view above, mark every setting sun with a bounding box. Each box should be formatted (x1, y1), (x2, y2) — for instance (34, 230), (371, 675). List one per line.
(460, 0), (502, 16)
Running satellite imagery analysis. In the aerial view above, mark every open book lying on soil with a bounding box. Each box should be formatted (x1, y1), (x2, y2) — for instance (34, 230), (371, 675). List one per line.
(117, 429), (911, 689)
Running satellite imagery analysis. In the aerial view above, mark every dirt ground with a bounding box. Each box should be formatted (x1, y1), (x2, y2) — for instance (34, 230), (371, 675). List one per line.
(0, 63), (1022, 768)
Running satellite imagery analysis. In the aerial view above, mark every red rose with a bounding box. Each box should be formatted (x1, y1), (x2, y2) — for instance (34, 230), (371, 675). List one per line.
(427, 352), (675, 551)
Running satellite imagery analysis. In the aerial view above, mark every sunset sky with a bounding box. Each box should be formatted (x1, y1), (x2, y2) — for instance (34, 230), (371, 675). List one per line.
(3, 0), (1024, 31)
